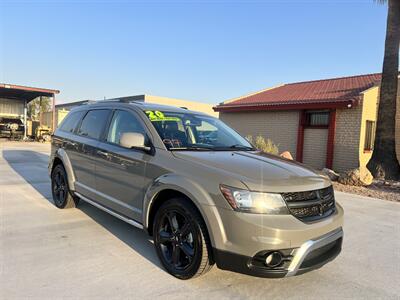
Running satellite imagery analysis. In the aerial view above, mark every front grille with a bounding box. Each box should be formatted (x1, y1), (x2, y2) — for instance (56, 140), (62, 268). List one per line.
(281, 186), (336, 222)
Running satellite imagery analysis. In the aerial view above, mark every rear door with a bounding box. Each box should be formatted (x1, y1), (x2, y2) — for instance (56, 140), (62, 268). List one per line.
(73, 109), (111, 200)
(94, 109), (149, 221)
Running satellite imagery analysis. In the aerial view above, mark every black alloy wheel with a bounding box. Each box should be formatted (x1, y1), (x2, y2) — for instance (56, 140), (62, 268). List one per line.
(153, 198), (213, 279)
(51, 164), (78, 209)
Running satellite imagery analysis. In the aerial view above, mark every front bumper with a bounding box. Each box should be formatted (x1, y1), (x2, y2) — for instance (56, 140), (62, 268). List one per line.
(213, 227), (343, 278)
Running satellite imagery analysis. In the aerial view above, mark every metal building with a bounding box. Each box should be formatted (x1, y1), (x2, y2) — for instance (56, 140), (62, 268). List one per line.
(0, 83), (59, 139)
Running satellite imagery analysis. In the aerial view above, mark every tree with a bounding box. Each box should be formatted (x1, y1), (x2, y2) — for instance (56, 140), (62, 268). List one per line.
(27, 96), (51, 120)
(367, 0), (400, 180)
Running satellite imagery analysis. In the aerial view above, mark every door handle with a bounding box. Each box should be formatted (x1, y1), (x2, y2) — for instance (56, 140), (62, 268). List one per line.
(65, 141), (77, 148)
(97, 150), (109, 157)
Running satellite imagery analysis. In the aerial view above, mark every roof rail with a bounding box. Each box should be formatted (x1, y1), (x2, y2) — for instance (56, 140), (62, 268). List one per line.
(96, 95), (146, 103)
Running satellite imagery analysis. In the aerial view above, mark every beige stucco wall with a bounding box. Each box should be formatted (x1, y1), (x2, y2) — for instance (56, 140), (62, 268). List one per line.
(356, 79), (400, 167)
(42, 109), (69, 128)
(358, 87), (379, 170)
(219, 111), (299, 156)
(303, 128), (328, 170)
(144, 95), (218, 117)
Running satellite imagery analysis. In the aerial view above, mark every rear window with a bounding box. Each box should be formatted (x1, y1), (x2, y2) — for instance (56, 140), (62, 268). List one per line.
(59, 111), (85, 133)
(77, 110), (110, 140)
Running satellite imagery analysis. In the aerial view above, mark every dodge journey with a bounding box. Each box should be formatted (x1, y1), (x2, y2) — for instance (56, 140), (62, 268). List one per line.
(49, 99), (343, 279)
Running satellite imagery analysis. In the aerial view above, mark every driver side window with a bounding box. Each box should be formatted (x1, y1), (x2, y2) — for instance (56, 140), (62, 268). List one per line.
(107, 110), (146, 145)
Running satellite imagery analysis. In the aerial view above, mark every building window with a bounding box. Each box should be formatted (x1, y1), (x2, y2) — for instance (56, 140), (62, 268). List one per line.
(305, 111), (330, 127)
(364, 120), (375, 151)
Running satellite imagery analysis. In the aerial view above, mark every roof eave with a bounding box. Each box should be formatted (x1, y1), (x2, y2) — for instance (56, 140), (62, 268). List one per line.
(213, 99), (358, 112)
(0, 83), (60, 95)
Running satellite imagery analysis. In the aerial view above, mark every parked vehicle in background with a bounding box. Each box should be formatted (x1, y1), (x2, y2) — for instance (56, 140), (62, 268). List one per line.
(0, 117), (24, 139)
(48, 100), (344, 280)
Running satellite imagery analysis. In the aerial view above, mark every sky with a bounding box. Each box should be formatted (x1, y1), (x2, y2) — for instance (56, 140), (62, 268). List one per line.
(0, 0), (388, 104)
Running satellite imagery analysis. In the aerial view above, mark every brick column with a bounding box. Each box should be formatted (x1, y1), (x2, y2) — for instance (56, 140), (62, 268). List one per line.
(296, 110), (306, 162)
(326, 109), (337, 169)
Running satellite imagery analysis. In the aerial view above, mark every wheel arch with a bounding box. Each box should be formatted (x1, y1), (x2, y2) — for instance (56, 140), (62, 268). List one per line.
(144, 175), (219, 250)
(51, 148), (76, 191)
(147, 189), (194, 236)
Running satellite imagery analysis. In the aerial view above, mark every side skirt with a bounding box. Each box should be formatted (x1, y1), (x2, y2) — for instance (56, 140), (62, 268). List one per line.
(75, 192), (144, 230)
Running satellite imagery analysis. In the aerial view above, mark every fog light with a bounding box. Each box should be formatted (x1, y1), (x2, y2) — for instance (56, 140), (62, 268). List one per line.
(265, 251), (282, 268)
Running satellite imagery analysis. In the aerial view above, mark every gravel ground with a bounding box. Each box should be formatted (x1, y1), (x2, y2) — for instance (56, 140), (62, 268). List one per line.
(333, 180), (400, 202)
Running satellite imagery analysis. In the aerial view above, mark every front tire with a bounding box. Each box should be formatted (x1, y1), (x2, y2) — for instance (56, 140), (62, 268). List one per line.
(51, 164), (78, 209)
(153, 198), (213, 279)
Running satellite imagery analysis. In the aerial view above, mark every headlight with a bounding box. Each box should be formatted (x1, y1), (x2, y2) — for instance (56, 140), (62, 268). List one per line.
(220, 185), (289, 214)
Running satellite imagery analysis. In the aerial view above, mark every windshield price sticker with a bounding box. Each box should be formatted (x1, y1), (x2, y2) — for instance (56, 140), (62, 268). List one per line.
(145, 110), (180, 122)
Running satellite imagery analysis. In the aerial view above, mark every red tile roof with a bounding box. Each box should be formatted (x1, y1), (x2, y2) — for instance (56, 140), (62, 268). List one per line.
(214, 73), (382, 112)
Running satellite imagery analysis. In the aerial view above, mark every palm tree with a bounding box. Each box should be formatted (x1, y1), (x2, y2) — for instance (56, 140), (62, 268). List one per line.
(367, 0), (400, 180)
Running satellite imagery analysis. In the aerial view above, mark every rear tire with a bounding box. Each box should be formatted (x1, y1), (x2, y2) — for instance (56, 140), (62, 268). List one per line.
(51, 164), (78, 209)
(153, 198), (213, 279)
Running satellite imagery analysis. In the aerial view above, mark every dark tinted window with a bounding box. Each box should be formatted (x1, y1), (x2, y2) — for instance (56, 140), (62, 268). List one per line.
(364, 120), (375, 151)
(59, 111), (85, 133)
(305, 111), (329, 126)
(77, 110), (110, 140)
(107, 110), (146, 145)
(0, 118), (22, 124)
(144, 110), (252, 150)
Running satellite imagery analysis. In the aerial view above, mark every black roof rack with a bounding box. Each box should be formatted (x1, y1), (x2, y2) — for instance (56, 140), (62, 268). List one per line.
(98, 95), (146, 103)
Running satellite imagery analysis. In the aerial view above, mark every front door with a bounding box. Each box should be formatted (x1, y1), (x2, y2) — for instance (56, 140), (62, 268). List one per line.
(94, 109), (149, 221)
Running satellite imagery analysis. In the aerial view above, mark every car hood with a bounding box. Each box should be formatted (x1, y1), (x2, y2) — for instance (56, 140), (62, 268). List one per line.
(172, 151), (330, 193)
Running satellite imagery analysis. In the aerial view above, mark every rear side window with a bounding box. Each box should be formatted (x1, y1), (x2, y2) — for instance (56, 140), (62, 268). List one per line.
(77, 110), (110, 140)
(59, 111), (85, 133)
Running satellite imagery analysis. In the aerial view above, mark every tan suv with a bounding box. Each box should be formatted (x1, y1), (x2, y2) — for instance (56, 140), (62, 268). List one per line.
(49, 99), (343, 279)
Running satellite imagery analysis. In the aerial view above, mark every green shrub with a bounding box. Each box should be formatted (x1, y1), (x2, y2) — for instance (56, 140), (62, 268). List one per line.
(246, 135), (279, 155)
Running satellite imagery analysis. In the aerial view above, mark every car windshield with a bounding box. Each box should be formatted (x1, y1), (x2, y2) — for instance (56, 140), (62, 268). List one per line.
(144, 110), (254, 151)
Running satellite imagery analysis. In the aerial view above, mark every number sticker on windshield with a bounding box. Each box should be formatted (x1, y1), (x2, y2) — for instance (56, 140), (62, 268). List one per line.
(145, 110), (180, 122)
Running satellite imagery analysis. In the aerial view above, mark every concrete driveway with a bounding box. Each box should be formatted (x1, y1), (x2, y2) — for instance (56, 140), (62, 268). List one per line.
(1, 141), (399, 299)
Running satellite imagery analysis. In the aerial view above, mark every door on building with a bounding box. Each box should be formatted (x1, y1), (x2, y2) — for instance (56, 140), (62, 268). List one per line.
(301, 111), (330, 170)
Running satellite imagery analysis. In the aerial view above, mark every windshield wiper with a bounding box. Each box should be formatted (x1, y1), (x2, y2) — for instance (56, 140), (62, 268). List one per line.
(227, 144), (255, 151)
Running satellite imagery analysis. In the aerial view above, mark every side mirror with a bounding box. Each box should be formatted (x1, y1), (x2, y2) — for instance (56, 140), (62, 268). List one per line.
(120, 132), (151, 152)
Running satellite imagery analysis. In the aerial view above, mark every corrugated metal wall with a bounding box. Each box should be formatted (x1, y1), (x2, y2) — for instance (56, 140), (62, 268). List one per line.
(0, 98), (24, 116)
(41, 112), (53, 128)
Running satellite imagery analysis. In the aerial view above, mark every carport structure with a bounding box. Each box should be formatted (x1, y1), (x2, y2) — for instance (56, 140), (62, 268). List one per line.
(0, 83), (60, 139)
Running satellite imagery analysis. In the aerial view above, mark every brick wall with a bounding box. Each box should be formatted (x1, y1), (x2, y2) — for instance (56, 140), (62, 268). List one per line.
(303, 128), (328, 170)
(219, 111), (299, 156)
(333, 106), (363, 173)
